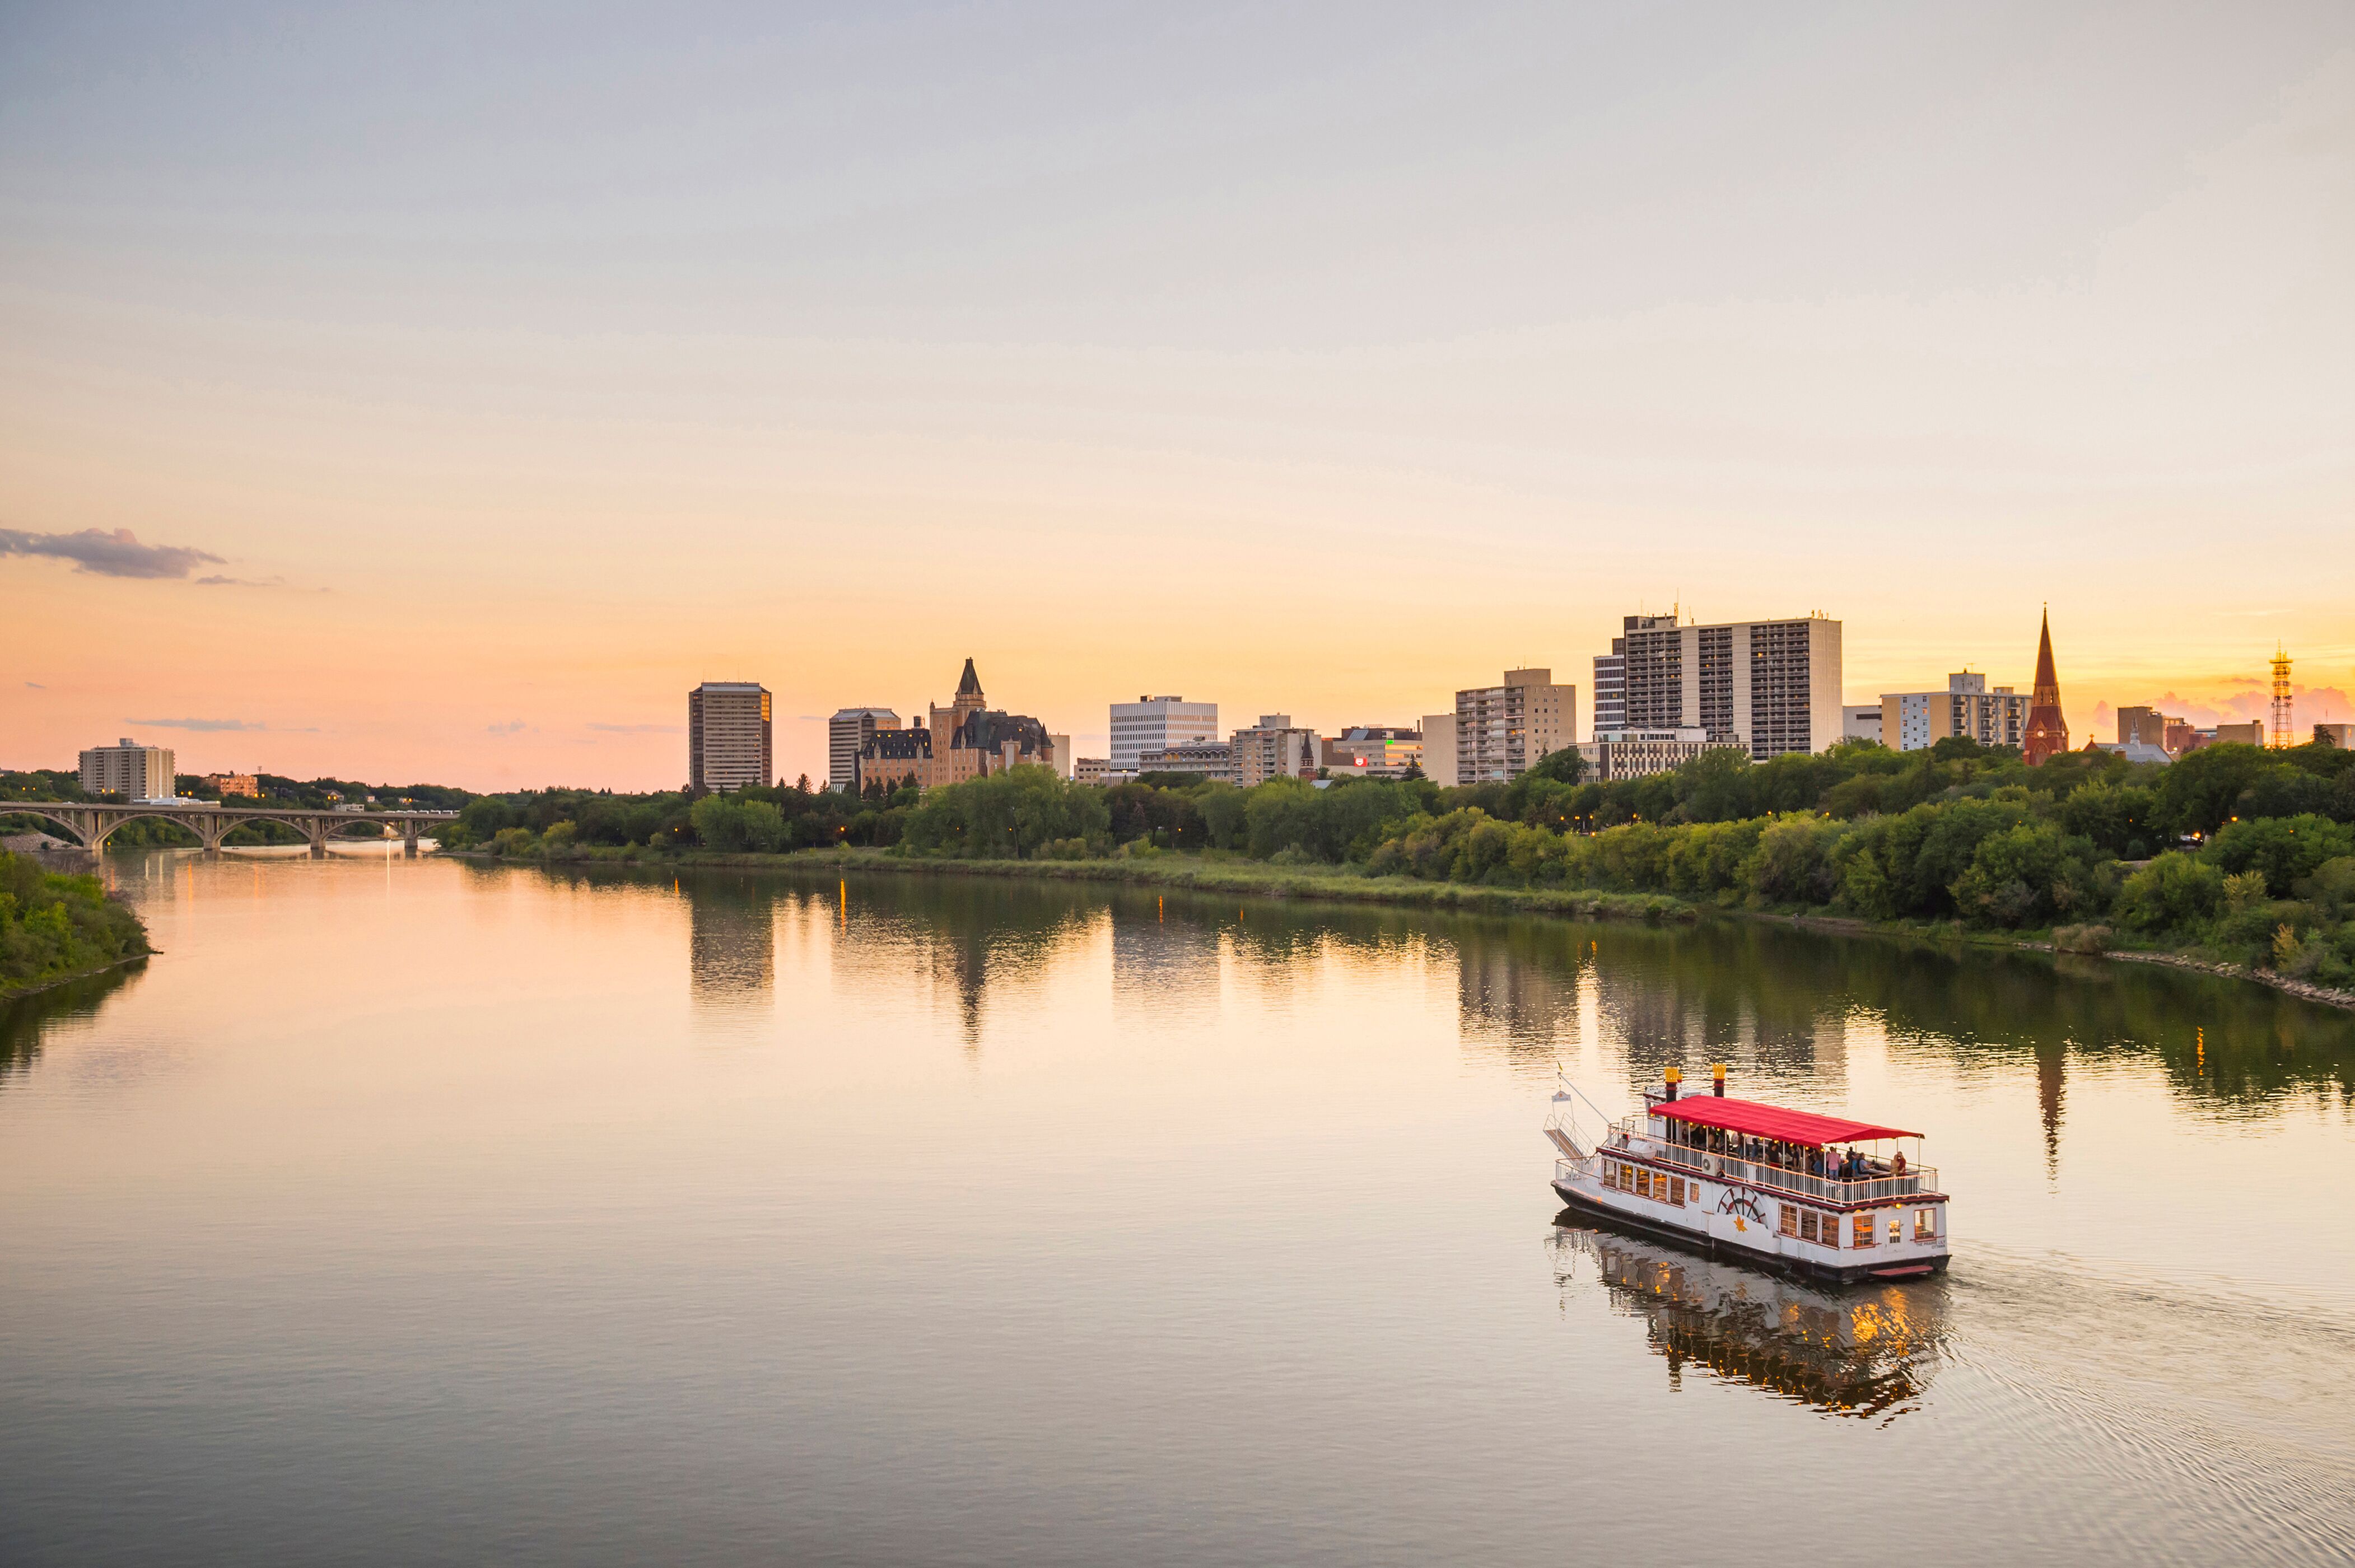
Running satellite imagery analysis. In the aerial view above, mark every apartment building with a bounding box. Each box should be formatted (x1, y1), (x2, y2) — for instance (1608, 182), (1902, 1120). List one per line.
(1620, 613), (1842, 760)
(688, 682), (773, 793)
(1881, 673), (2031, 753)
(1232, 716), (1322, 787)
(79, 738), (175, 800)
(1592, 614), (1674, 738)
(828, 708), (901, 790)
(202, 772), (261, 799)
(1073, 757), (1112, 784)
(1577, 728), (1740, 782)
(1453, 669), (1577, 783)
(1109, 695), (1218, 774)
(1842, 705), (1883, 744)
(2316, 723), (2355, 748)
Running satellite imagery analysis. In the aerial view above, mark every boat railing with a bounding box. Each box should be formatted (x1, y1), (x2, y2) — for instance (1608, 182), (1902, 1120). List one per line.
(1625, 1132), (1936, 1204)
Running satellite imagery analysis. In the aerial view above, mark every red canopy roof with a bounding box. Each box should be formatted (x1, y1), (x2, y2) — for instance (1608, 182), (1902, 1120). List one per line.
(1650, 1095), (1919, 1146)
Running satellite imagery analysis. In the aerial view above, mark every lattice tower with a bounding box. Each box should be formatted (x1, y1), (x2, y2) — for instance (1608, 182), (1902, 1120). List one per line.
(2270, 646), (2293, 749)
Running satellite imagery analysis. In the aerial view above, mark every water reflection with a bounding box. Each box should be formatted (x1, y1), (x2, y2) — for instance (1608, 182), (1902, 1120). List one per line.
(1550, 1217), (1950, 1420)
(684, 875), (778, 1004)
(0, 963), (146, 1090)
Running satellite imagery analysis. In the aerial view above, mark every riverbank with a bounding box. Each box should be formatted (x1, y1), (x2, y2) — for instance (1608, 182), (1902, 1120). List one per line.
(435, 842), (2355, 1012)
(0, 851), (155, 1001)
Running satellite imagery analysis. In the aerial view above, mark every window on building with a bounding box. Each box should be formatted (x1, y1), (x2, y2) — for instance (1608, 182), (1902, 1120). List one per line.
(1852, 1213), (1876, 1248)
(1779, 1205), (1798, 1237)
(1915, 1208), (1937, 1241)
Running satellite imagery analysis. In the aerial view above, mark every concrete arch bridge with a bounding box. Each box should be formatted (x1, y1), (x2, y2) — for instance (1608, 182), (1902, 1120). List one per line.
(15, 802), (459, 855)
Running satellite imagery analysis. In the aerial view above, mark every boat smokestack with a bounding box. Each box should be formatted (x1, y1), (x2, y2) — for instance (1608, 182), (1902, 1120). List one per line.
(1663, 1066), (1680, 1102)
(1713, 1062), (1726, 1097)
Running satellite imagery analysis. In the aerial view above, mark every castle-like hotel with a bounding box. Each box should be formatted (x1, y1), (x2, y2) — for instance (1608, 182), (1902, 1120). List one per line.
(841, 659), (1056, 793)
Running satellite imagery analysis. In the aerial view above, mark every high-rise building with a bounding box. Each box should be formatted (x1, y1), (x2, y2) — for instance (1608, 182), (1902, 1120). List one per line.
(1453, 668), (1577, 783)
(1619, 613), (1842, 760)
(688, 682), (773, 793)
(1048, 735), (1072, 781)
(1592, 614), (1674, 739)
(2022, 612), (2069, 766)
(79, 738), (175, 800)
(1880, 673), (2031, 752)
(828, 708), (901, 790)
(1108, 695), (1218, 774)
(1231, 715), (1322, 787)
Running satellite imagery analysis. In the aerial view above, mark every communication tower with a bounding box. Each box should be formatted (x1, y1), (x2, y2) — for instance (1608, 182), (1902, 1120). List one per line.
(2270, 646), (2293, 749)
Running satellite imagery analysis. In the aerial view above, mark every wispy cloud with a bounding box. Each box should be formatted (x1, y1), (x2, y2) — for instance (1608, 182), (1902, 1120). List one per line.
(587, 722), (684, 734)
(24, 682), (43, 689)
(194, 573), (285, 589)
(125, 716), (319, 733)
(487, 720), (528, 735)
(1, 526), (223, 580)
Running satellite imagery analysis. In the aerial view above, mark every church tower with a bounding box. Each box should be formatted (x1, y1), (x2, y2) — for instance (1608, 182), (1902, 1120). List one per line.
(2022, 609), (2069, 766)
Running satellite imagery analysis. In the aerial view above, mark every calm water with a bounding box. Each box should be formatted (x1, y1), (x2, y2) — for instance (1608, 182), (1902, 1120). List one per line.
(3, 850), (2352, 1566)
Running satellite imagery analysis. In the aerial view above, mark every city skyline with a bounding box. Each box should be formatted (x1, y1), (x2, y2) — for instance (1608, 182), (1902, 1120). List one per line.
(4, 4), (2352, 790)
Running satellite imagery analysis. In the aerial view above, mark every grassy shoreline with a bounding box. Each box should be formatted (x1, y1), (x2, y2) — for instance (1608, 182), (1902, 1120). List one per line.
(434, 843), (2355, 1011)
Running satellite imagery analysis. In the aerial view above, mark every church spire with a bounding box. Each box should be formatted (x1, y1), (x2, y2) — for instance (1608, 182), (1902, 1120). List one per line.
(953, 656), (985, 712)
(2023, 606), (2069, 765)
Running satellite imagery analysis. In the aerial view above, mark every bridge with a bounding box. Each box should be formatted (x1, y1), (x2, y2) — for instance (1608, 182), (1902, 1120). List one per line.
(12, 802), (461, 855)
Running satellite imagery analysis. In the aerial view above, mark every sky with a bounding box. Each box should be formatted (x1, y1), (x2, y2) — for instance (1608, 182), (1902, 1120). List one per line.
(3, 1), (2352, 790)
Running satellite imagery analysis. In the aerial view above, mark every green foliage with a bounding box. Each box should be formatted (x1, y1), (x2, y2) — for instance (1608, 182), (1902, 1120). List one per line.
(689, 794), (787, 852)
(2202, 814), (2355, 897)
(900, 767), (1111, 859)
(2114, 853), (2224, 934)
(0, 852), (151, 995)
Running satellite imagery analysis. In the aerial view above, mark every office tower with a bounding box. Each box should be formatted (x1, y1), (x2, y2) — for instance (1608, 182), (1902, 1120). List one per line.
(1880, 673), (2032, 752)
(828, 708), (901, 791)
(78, 738), (175, 800)
(1108, 694), (1218, 774)
(688, 682), (773, 793)
(1619, 613), (1842, 760)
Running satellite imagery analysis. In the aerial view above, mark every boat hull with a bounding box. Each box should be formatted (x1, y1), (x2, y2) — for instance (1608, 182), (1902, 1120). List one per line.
(1553, 1179), (1950, 1289)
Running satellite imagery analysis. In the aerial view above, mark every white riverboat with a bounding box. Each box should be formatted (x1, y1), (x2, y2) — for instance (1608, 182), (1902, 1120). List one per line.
(1546, 1067), (1950, 1286)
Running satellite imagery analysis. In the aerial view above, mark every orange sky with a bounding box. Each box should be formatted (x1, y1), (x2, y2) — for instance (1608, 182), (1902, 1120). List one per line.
(3, 6), (2351, 790)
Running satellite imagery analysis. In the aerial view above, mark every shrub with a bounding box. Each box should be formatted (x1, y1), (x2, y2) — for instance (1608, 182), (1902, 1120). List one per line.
(2113, 852), (2223, 935)
(2053, 923), (2112, 955)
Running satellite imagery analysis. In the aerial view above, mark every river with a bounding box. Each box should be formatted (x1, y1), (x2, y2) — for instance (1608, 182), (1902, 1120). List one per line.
(2, 849), (2350, 1565)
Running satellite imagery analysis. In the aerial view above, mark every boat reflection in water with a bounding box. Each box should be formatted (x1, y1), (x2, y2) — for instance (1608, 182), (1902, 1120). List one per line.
(1550, 1215), (1951, 1420)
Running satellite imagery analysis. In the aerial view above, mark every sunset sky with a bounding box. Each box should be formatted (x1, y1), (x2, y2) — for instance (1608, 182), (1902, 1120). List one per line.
(4, 3), (2352, 790)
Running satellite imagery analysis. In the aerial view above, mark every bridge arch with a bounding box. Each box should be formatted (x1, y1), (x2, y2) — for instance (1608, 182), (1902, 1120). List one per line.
(3, 807), (100, 849)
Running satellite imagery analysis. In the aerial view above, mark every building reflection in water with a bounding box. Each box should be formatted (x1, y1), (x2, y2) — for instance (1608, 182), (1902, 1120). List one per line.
(1550, 1217), (1950, 1420)
(1111, 894), (1222, 1029)
(818, 874), (1097, 1051)
(686, 876), (778, 1005)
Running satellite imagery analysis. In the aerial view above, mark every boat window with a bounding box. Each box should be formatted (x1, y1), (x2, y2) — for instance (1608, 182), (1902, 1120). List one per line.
(1889, 1215), (1902, 1243)
(1915, 1208), (1937, 1240)
(1636, 1169), (1652, 1198)
(1799, 1210), (1818, 1242)
(1668, 1177), (1684, 1206)
(1778, 1204), (1798, 1237)
(1852, 1212), (1876, 1248)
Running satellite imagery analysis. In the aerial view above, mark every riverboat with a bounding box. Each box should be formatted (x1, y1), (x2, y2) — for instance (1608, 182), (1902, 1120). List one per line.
(1546, 1066), (1950, 1286)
